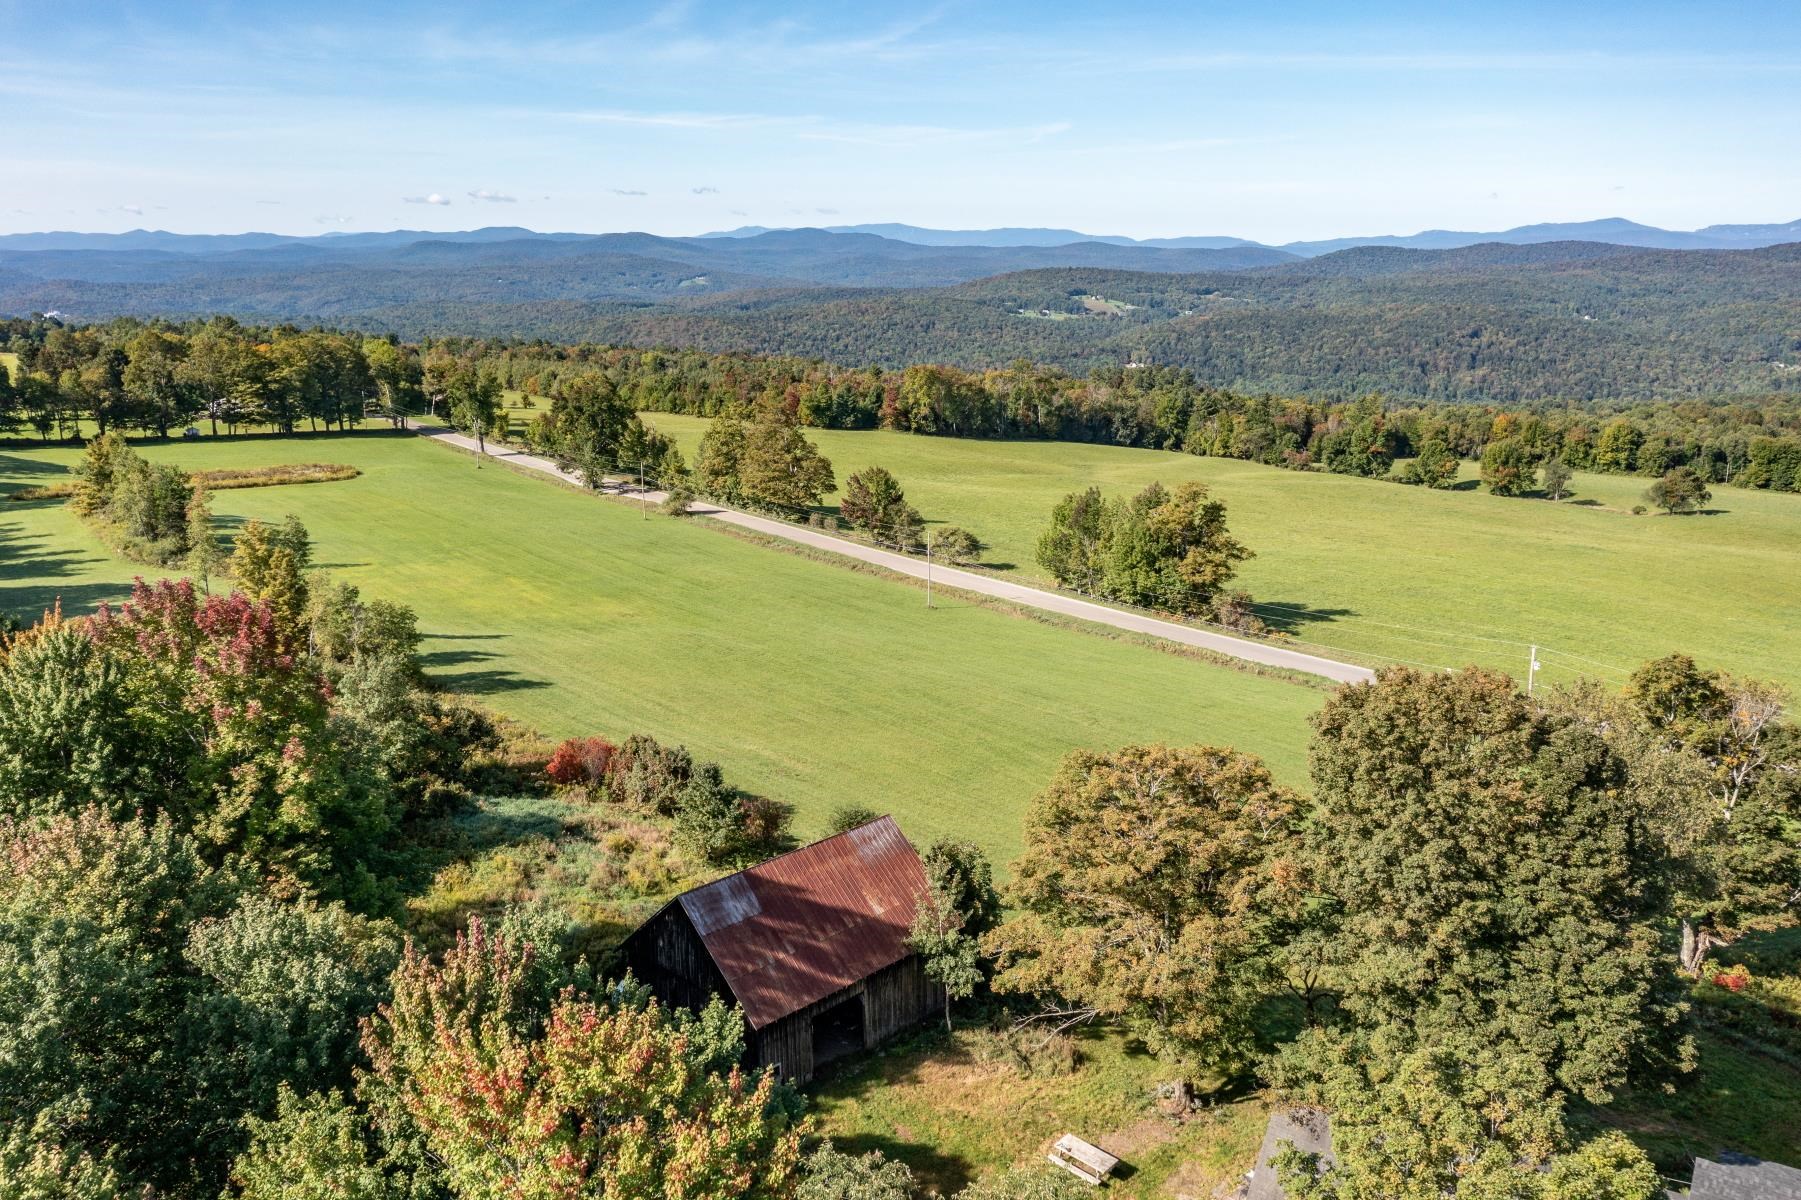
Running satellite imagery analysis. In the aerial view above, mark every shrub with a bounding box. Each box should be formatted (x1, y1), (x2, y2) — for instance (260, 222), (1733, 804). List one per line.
(956, 1167), (1089, 1200)
(973, 1026), (1080, 1078)
(800, 1143), (915, 1200)
(826, 804), (881, 834)
(607, 733), (696, 814)
(738, 793), (792, 852)
(933, 526), (984, 565)
(671, 767), (790, 866)
(661, 483), (697, 516)
(1208, 589), (1267, 635)
(545, 736), (616, 788)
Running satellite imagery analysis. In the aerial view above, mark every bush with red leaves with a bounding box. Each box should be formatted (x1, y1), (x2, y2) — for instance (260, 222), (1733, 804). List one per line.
(545, 736), (616, 788)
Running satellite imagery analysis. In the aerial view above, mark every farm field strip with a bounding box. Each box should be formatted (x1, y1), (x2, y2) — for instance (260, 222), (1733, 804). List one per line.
(641, 414), (1801, 694)
(422, 423), (1372, 684)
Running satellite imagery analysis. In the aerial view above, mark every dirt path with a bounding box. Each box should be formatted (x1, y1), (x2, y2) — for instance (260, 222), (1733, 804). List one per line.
(416, 425), (1375, 686)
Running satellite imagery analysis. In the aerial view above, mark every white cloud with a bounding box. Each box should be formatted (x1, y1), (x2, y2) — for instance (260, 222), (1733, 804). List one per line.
(795, 119), (1070, 148)
(467, 188), (516, 203)
(402, 192), (451, 205)
(315, 214), (353, 225)
(691, 186), (720, 194)
(556, 108), (789, 130)
(816, 207), (839, 215)
(611, 188), (648, 196)
(120, 204), (144, 215)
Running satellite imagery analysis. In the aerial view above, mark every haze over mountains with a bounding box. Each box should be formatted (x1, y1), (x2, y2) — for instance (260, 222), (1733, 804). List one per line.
(6, 215), (1800, 259)
(2, 220), (1798, 404)
(706, 217), (1801, 255)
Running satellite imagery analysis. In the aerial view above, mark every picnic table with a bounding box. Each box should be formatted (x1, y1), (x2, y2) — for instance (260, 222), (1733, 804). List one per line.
(1047, 1134), (1119, 1186)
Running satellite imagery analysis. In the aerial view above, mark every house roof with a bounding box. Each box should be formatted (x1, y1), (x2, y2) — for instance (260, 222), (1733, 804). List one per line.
(1246, 1109), (1334, 1200)
(1691, 1152), (1801, 1199)
(673, 816), (928, 1030)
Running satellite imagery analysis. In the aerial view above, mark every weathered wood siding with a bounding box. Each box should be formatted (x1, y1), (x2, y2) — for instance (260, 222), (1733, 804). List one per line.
(748, 955), (942, 1083)
(621, 904), (733, 1015)
(623, 901), (943, 1084)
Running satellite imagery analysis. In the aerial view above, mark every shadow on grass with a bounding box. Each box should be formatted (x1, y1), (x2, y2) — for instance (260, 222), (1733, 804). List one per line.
(428, 667), (552, 694)
(0, 452), (76, 483)
(0, 528), (133, 621)
(1250, 598), (1356, 634)
(418, 647), (507, 669)
(829, 1133), (977, 1195)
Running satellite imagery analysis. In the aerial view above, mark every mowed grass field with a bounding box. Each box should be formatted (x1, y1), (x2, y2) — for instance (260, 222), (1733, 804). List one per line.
(0, 432), (1320, 863)
(642, 414), (1801, 694)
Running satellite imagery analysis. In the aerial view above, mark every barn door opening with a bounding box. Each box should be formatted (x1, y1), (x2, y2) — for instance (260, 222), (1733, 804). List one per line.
(811, 993), (866, 1067)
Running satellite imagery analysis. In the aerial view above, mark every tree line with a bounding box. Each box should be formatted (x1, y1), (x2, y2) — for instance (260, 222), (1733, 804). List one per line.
(432, 336), (1801, 496)
(7, 317), (1801, 497)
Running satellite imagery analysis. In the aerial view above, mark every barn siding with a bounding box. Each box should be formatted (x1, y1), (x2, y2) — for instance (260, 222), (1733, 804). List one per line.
(748, 955), (942, 1083)
(622, 904), (733, 1015)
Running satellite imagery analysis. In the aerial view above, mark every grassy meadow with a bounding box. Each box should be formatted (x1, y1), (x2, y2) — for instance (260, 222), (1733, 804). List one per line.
(808, 1024), (1266, 1198)
(0, 431), (1319, 863)
(641, 413), (1801, 694)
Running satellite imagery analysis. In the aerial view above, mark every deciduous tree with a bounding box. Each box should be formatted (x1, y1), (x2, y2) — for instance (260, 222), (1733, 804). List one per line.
(1645, 466), (1710, 514)
(1480, 436), (1537, 496)
(1304, 667), (1690, 1102)
(986, 743), (1301, 1081)
(1397, 439), (1459, 488)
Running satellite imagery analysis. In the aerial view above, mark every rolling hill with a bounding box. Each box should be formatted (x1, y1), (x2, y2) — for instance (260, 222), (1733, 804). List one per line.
(2, 227), (1798, 403)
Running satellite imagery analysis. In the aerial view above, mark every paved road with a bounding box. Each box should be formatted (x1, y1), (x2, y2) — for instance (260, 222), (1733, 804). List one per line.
(416, 424), (1376, 685)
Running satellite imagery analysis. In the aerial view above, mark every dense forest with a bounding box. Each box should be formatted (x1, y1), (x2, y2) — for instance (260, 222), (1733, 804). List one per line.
(5, 315), (1801, 493)
(3, 232), (1798, 403)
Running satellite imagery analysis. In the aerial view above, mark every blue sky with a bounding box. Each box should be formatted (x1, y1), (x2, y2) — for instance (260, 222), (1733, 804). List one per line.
(2, 0), (1797, 241)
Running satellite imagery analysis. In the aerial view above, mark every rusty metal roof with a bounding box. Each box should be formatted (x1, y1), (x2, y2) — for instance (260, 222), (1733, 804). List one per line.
(675, 816), (928, 1029)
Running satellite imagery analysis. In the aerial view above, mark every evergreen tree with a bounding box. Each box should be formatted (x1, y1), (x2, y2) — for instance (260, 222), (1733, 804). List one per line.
(184, 484), (224, 592)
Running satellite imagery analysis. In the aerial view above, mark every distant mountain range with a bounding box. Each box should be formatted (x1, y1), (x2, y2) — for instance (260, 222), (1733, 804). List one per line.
(0, 227), (1295, 297)
(5, 216), (1800, 261)
(704, 217), (1801, 256)
(2, 223), (1798, 404)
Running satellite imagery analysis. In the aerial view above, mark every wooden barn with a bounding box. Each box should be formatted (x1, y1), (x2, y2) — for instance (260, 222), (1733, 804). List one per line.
(621, 816), (942, 1083)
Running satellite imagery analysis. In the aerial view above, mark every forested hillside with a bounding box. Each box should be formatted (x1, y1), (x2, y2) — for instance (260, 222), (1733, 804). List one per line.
(3, 232), (1798, 403)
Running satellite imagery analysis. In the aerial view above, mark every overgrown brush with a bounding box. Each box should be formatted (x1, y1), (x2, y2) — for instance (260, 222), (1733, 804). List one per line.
(9, 461), (358, 502)
(193, 462), (360, 489)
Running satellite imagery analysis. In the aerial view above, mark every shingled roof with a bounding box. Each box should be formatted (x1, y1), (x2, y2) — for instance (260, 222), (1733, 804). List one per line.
(1691, 1152), (1801, 1199)
(673, 816), (928, 1030)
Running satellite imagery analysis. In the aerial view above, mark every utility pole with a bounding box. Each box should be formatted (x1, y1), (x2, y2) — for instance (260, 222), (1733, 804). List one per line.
(925, 532), (933, 609)
(639, 464), (646, 520)
(1527, 644), (1541, 695)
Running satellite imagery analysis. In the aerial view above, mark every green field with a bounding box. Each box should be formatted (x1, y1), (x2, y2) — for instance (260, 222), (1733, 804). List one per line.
(642, 414), (1801, 694)
(0, 432), (1319, 863)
